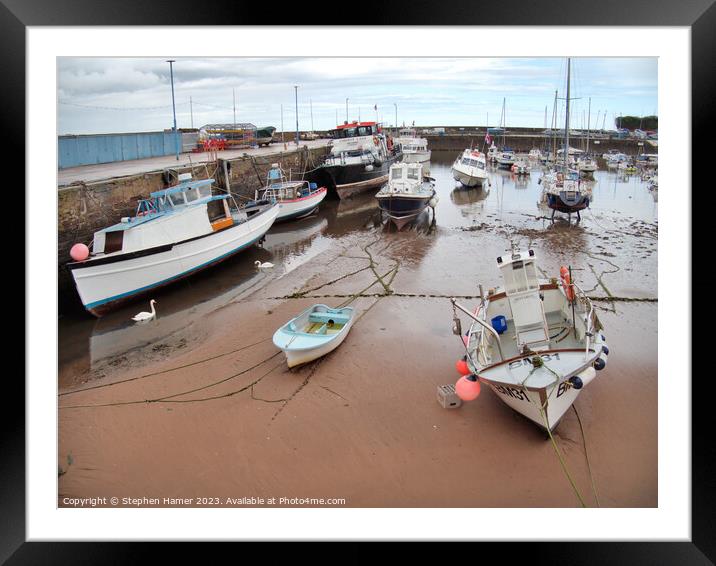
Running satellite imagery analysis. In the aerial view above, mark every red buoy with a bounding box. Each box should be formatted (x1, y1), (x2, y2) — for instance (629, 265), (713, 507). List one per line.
(455, 374), (481, 401)
(455, 358), (470, 375)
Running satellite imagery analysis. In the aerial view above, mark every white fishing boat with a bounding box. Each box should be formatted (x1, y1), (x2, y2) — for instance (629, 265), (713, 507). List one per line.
(528, 148), (542, 160)
(394, 128), (431, 163)
(376, 162), (437, 229)
(273, 304), (355, 368)
(68, 173), (280, 316)
(448, 249), (609, 432)
(257, 163), (327, 221)
(487, 143), (500, 163)
(511, 157), (530, 175)
(577, 156), (598, 175)
(496, 149), (516, 169)
(452, 148), (489, 187)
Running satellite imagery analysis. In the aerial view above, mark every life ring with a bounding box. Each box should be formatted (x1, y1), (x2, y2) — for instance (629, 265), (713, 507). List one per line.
(373, 136), (379, 146)
(560, 266), (575, 302)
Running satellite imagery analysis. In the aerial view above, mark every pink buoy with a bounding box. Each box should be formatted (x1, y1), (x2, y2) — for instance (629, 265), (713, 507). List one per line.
(70, 243), (89, 261)
(455, 374), (481, 401)
(455, 358), (470, 376)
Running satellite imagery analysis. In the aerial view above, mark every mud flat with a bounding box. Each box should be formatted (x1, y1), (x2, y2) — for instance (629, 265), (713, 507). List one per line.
(58, 158), (657, 508)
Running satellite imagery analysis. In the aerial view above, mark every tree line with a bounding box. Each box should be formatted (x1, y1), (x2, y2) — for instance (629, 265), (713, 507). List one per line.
(615, 115), (658, 130)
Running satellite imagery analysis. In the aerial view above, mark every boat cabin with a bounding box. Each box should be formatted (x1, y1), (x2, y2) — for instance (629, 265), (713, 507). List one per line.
(459, 150), (486, 169)
(259, 164), (318, 202)
(496, 250), (550, 351)
(329, 121), (379, 139)
(91, 174), (235, 257)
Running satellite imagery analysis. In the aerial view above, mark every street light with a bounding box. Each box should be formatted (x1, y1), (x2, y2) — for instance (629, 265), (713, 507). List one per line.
(167, 60), (179, 161)
(393, 103), (398, 134)
(294, 85), (299, 146)
(345, 98), (349, 123)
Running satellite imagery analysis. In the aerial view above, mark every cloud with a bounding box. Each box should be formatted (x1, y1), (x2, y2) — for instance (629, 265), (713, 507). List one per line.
(57, 57), (657, 134)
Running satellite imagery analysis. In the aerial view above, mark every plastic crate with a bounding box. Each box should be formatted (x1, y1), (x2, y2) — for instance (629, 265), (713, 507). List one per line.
(437, 384), (462, 409)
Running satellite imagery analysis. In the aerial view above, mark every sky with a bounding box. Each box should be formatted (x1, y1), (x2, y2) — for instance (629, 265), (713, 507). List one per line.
(57, 57), (658, 135)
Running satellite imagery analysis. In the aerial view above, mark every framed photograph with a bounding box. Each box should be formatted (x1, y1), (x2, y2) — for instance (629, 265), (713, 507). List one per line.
(10, 0), (711, 561)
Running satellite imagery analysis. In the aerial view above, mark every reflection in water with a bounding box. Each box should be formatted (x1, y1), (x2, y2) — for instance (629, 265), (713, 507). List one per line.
(59, 150), (656, 376)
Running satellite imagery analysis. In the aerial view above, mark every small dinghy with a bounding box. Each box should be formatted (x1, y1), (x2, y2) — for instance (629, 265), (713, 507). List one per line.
(447, 249), (609, 432)
(273, 304), (355, 368)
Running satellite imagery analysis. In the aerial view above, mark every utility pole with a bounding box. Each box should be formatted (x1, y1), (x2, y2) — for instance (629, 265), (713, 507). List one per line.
(394, 103), (397, 133)
(294, 85), (299, 146)
(345, 98), (349, 122)
(310, 98), (314, 133)
(166, 59), (179, 160)
(189, 96), (194, 129)
(281, 104), (285, 149)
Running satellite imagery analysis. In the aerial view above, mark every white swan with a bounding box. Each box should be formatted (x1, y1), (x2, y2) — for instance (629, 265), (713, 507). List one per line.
(255, 261), (274, 269)
(132, 299), (157, 322)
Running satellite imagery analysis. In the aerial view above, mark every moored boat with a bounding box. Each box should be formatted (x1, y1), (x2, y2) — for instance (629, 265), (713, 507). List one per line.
(257, 163), (327, 222)
(496, 148), (516, 169)
(273, 304), (355, 368)
(511, 157), (530, 175)
(318, 121), (402, 199)
(376, 162), (437, 229)
(67, 173), (279, 316)
(394, 128), (431, 163)
(448, 249), (609, 432)
(256, 126), (276, 147)
(452, 148), (489, 187)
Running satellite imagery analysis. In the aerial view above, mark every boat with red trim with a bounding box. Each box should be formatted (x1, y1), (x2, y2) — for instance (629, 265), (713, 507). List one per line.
(256, 163), (327, 221)
(315, 121), (402, 199)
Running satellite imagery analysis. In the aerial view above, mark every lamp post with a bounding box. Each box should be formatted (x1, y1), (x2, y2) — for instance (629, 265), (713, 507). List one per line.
(393, 103), (397, 134)
(167, 59), (179, 160)
(294, 85), (299, 146)
(345, 98), (349, 122)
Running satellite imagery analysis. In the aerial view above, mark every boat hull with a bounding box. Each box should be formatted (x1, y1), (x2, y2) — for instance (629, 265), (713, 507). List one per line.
(546, 192), (590, 213)
(69, 204), (280, 316)
(276, 188), (327, 221)
(402, 150), (431, 163)
(273, 305), (355, 368)
(376, 194), (434, 228)
(320, 153), (402, 199)
(452, 167), (487, 187)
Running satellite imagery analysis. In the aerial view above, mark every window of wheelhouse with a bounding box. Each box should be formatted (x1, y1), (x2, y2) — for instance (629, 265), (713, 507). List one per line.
(357, 125), (373, 136)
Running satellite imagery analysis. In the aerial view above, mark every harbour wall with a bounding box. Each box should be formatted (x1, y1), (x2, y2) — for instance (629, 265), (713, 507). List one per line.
(424, 134), (656, 155)
(57, 145), (330, 309)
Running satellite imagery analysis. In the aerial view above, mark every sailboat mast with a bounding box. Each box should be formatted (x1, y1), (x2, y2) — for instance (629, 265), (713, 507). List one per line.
(586, 97), (591, 154)
(564, 58), (571, 168)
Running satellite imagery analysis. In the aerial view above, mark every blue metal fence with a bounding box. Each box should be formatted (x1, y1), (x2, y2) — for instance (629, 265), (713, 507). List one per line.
(58, 131), (183, 169)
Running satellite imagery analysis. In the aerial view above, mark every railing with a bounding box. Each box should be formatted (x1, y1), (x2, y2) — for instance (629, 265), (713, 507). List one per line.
(570, 282), (596, 358)
(451, 298), (505, 363)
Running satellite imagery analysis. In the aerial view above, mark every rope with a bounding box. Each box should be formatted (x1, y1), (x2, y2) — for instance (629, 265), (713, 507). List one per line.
(59, 337), (272, 397)
(573, 404), (601, 507)
(59, 352), (283, 409)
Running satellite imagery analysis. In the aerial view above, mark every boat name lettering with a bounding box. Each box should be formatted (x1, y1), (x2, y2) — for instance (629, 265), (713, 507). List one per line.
(508, 352), (560, 370)
(491, 384), (531, 402)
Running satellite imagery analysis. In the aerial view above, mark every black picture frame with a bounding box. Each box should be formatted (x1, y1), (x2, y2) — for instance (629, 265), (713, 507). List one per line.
(8, 0), (711, 562)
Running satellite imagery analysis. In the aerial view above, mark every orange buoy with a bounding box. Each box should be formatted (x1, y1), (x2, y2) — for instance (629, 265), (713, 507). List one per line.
(455, 374), (481, 401)
(560, 266), (575, 302)
(455, 357), (470, 375)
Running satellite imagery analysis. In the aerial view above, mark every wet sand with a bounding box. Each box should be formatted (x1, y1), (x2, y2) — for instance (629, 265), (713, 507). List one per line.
(58, 155), (657, 507)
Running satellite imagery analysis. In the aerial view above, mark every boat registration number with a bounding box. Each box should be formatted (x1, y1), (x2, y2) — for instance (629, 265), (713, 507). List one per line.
(566, 191), (576, 199)
(508, 352), (560, 370)
(490, 384), (531, 402)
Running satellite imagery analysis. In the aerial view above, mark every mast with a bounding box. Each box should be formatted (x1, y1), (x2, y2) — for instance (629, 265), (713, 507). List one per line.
(586, 97), (591, 154)
(564, 57), (571, 168)
(551, 90), (558, 160)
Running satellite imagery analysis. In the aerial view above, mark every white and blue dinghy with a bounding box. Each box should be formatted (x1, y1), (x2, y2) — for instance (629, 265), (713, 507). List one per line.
(273, 304), (355, 368)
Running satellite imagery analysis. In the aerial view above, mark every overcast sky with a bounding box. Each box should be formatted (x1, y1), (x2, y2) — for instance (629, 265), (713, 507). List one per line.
(57, 57), (657, 135)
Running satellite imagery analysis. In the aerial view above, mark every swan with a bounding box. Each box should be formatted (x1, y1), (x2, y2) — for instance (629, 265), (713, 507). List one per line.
(255, 261), (274, 269)
(132, 299), (157, 322)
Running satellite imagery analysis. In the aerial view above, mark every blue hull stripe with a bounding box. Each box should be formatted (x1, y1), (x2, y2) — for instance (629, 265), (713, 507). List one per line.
(84, 233), (265, 310)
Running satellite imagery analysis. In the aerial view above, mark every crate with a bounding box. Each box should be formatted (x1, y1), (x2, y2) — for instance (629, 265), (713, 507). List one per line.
(437, 384), (462, 409)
